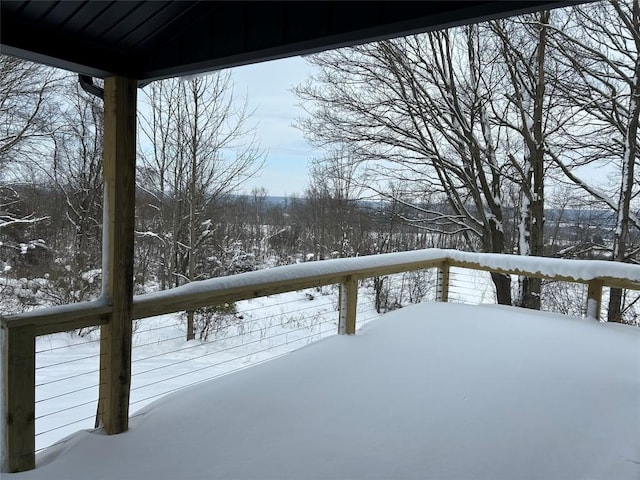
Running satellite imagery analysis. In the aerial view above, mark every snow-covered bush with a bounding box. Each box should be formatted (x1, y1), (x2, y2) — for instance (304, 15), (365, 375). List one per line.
(368, 269), (436, 313)
(541, 280), (587, 318)
(183, 303), (240, 341)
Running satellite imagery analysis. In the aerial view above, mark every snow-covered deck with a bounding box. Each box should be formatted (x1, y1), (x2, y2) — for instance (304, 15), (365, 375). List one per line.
(9, 302), (639, 480)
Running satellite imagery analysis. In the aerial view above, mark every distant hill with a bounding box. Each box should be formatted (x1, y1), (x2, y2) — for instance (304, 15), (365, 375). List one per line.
(229, 194), (621, 228)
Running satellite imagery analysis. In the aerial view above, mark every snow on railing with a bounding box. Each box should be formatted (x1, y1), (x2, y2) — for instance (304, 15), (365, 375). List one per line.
(3, 249), (640, 473)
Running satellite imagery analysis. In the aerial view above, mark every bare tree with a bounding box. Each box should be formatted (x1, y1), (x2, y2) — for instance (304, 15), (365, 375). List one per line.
(0, 56), (59, 281)
(0, 56), (59, 169)
(547, 0), (640, 322)
(488, 11), (559, 309)
(138, 72), (264, 339)
(51, 80), (104, 274)
(296, 30), (515, 302)
(304, 148), (367, 258)
(17, 77), (107, 307)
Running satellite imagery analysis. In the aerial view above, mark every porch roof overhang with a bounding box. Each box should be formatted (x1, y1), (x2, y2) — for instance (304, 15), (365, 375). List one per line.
(2, 1), (581, 86)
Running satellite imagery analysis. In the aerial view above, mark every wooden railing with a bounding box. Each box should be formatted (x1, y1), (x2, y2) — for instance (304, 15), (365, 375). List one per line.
(2, 248), (640, 472)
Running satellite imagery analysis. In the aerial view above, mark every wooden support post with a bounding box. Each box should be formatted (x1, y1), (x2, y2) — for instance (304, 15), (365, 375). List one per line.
(2, 322), (36, 472)
(338, 276), (358, 335)
(97, 76), (137, 435)
(436, 261), (450, 302)
(586, 279), (603, 321)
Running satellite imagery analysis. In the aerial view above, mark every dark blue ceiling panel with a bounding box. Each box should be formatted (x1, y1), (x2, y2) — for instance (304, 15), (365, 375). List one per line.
(0, 0), (589, 86)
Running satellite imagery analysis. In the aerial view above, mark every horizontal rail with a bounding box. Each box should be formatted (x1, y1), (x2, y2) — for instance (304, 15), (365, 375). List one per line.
(131, 257), (444, 320)
(4, 249), (640, 333)
(1, 300), (111, 335)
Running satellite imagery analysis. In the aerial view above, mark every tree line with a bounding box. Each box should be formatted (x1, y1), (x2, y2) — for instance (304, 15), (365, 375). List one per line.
(0, 0), (638, 328)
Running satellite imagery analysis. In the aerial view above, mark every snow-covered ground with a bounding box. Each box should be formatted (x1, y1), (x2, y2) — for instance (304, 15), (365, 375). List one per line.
(7, 301), (639, 479)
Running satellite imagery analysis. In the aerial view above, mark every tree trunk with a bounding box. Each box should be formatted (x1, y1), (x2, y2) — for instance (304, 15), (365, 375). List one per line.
(186, 86), (199, 341)
(608, 21), (640, 323)
(492, 272), (512, 305)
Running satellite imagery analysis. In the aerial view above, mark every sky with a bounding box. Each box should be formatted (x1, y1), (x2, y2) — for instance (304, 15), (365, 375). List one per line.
(228, 56), (316, 198)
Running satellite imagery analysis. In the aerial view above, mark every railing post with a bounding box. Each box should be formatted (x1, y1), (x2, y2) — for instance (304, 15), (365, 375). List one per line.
(97, 76), (137, 435)
(1, 322), (36, 473)
(339, 276), (358, 335)
(586, 279), (603, 321)
(436, 261), (450, 302)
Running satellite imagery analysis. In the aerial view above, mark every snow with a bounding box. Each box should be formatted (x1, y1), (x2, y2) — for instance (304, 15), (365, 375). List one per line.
(80, 269), (101, 284)
(131, 249), (640, 312)
(445, 250), (640, 282)
(5, 298), (109, 321)
(7, 302), (639, 480)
